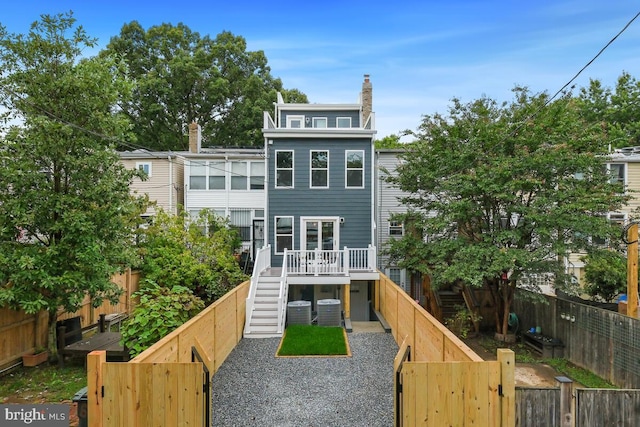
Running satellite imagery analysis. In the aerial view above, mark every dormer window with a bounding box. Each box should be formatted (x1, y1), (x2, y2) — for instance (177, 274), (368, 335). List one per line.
(337, 117), (351, 128)
(287, 115), (304, 128)
(312, 117), (327, 128)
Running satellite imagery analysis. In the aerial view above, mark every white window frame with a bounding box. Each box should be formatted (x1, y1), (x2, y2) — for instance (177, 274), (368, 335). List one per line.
(275, 216), (294, 254)
(208, 161), (226, 190)
(275, 150), (294, 188)
(310, 150), (329, 188)
(231, 161), (248, 190)
(250, 161), (265, 190)
(336, 117), (351, 128)
(389, 220), (404, 236)
(287, 115), (304, 128)
(136, 162), (152, 177)
(189, 161), (207, 190)
(608, 163), (626, 189)
(345, 150), (365, 188)
(312, 117), (327, 128)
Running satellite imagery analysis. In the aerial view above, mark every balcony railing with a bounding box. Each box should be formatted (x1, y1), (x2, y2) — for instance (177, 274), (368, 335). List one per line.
(284, 246), (376, 276)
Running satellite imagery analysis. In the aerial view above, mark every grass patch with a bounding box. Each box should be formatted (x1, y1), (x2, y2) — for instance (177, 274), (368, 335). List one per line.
(277, 325), (349, 356)
(0, 360), (86, 403)
(543, 358), (615, 388)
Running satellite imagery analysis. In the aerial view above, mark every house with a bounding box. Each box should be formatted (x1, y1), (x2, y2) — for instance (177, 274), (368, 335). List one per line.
(182, 123), (266, 262)
(244, 75), (380, 337)
(119, 149), (185, 218)
(567, 147), (640, 286)
(375, 148), (413, 296)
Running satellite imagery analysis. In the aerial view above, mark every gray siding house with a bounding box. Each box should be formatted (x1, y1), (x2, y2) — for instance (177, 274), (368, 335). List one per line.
(244, 75), (380, 337)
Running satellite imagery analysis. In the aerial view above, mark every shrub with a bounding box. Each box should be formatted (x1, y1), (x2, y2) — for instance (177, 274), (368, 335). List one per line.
(121, 280), (204, 357)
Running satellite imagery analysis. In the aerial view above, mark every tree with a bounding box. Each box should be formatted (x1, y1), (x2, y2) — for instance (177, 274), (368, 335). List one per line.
(387, 87), (629, 337)
(578, 72), (640, 149)
(0, 13), (147, 358)
(101, 22), (307, 150)
(375, 134), (405, 149)
(581, 249), (628, 302)
(138, 209), (248, 304)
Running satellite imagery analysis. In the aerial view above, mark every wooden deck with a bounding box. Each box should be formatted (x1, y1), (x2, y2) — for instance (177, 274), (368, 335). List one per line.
(59, 331), (128, 366)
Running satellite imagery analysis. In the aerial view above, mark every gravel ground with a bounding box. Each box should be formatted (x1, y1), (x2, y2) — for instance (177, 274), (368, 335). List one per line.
(211, 332), (399, 427)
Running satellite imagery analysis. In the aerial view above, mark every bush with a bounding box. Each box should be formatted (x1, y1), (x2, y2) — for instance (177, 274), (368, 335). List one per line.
(121, 280), (204, 357)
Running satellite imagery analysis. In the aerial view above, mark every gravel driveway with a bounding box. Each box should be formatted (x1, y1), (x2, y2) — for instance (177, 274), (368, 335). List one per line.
(211, 329), (399, 426)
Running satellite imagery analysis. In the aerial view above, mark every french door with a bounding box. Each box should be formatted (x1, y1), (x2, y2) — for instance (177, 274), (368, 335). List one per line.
(301, 217), (339, 251)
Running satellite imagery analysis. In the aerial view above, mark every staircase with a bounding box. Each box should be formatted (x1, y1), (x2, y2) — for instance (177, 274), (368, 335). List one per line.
(438, 290), (467, 322)
(244, 274), (284, 338)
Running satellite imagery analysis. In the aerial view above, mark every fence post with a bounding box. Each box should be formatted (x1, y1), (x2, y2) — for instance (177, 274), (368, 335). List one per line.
(556, 376), (574, 427)
(87, 350), (106, 427)
(497, 349), (515, 427)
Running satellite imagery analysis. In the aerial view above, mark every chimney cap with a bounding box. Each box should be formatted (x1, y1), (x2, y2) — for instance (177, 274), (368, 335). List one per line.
(364, 74), (370, 82)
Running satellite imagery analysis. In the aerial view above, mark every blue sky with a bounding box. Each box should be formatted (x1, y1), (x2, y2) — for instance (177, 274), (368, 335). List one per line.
(2, 1), (639, 140)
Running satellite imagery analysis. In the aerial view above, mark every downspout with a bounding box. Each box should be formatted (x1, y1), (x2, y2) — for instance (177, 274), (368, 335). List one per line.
(168, 155), (173, 214)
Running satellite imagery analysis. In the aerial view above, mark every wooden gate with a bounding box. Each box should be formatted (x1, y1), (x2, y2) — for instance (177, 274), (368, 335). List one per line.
(88, 352), (206, 426)
(394, 347), (514, 426)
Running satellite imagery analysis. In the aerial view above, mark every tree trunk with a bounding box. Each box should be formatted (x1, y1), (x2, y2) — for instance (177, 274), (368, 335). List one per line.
(47, 310), (59, 361)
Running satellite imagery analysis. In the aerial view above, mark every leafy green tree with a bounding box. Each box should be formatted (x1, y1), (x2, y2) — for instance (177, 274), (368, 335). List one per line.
(581, 249), (628, 302)
(375, 134), (405, 149)
(139, 209), (247, 304)
(101, 22), (307, 150)
(387, 88), (629, 336)
(0, 13), (147, 358)
(121, 281), (204, 357)
(578, 72), (640, 149)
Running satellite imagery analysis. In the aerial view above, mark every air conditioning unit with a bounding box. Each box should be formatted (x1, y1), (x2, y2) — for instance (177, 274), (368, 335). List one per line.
(287, 300), (311, 325)
(317, 299), (341, 327)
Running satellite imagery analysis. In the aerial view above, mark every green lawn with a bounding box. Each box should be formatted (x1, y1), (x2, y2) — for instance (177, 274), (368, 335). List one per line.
(277, 325), (349, 356)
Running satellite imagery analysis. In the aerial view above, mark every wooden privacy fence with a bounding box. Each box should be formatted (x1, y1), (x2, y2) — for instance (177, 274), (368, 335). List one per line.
(87, 280), (249, 427)
(377, 273), (515, 426)
(513, 291), (640, 388)
(0, 269), (139, 371)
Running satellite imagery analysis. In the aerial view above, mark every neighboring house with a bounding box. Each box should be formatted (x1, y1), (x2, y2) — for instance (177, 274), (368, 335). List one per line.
(244, 75), (380, 337)
(182, 123), (266, 260)
(375, 148), (414, 297)
(119, 150), (185, 218)
(567, 147), (640, 286)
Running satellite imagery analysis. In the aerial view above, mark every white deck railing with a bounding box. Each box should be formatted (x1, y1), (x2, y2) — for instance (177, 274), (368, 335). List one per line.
(276, 251), (289, 334)
(284, 245), (377, 275)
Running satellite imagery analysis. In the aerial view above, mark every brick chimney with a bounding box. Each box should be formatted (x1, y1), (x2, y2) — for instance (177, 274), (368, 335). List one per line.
(188, 122), (201, 153)
(361, 74), (373, 126)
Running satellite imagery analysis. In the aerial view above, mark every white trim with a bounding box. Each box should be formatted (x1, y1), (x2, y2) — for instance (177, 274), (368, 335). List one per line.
(300, 216), (340, 251)
(275, 150), (294, 189)
(286, 115), (304, 129)
(310, 150), (329, 188)
(345, 150), (365, 189)
(274, 216), (294, 254)
(312, 117), (327, 128)
(135, 161), (152, 178)
(336, 117), (352, 128)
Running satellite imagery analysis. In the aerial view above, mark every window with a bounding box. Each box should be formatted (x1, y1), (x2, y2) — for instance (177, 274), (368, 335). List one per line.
(276, 151), (294, 188)
(287, 115), (304, 128)
(310, 150), (329, 188)
(337, 117), (351, 128)
(312, 117), (327, 128)
(208, 161), (225, 190)
(345, 150), (364, 188)
(136, 162), (152, 178)
(231, 162), (248, 190)
(230, 209), (252, 241)
(609, 164), (625, 189)
(389, 220), (404, 236)
(189, 161), (206, 189)
(250, 162), (265, 190)
(275, 216), (293, 253)
(388, 268), (402, 286)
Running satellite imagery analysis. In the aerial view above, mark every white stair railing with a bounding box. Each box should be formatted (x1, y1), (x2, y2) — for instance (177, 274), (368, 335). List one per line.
(276, 250), (289, 334)
(244, 245), (271, 334)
